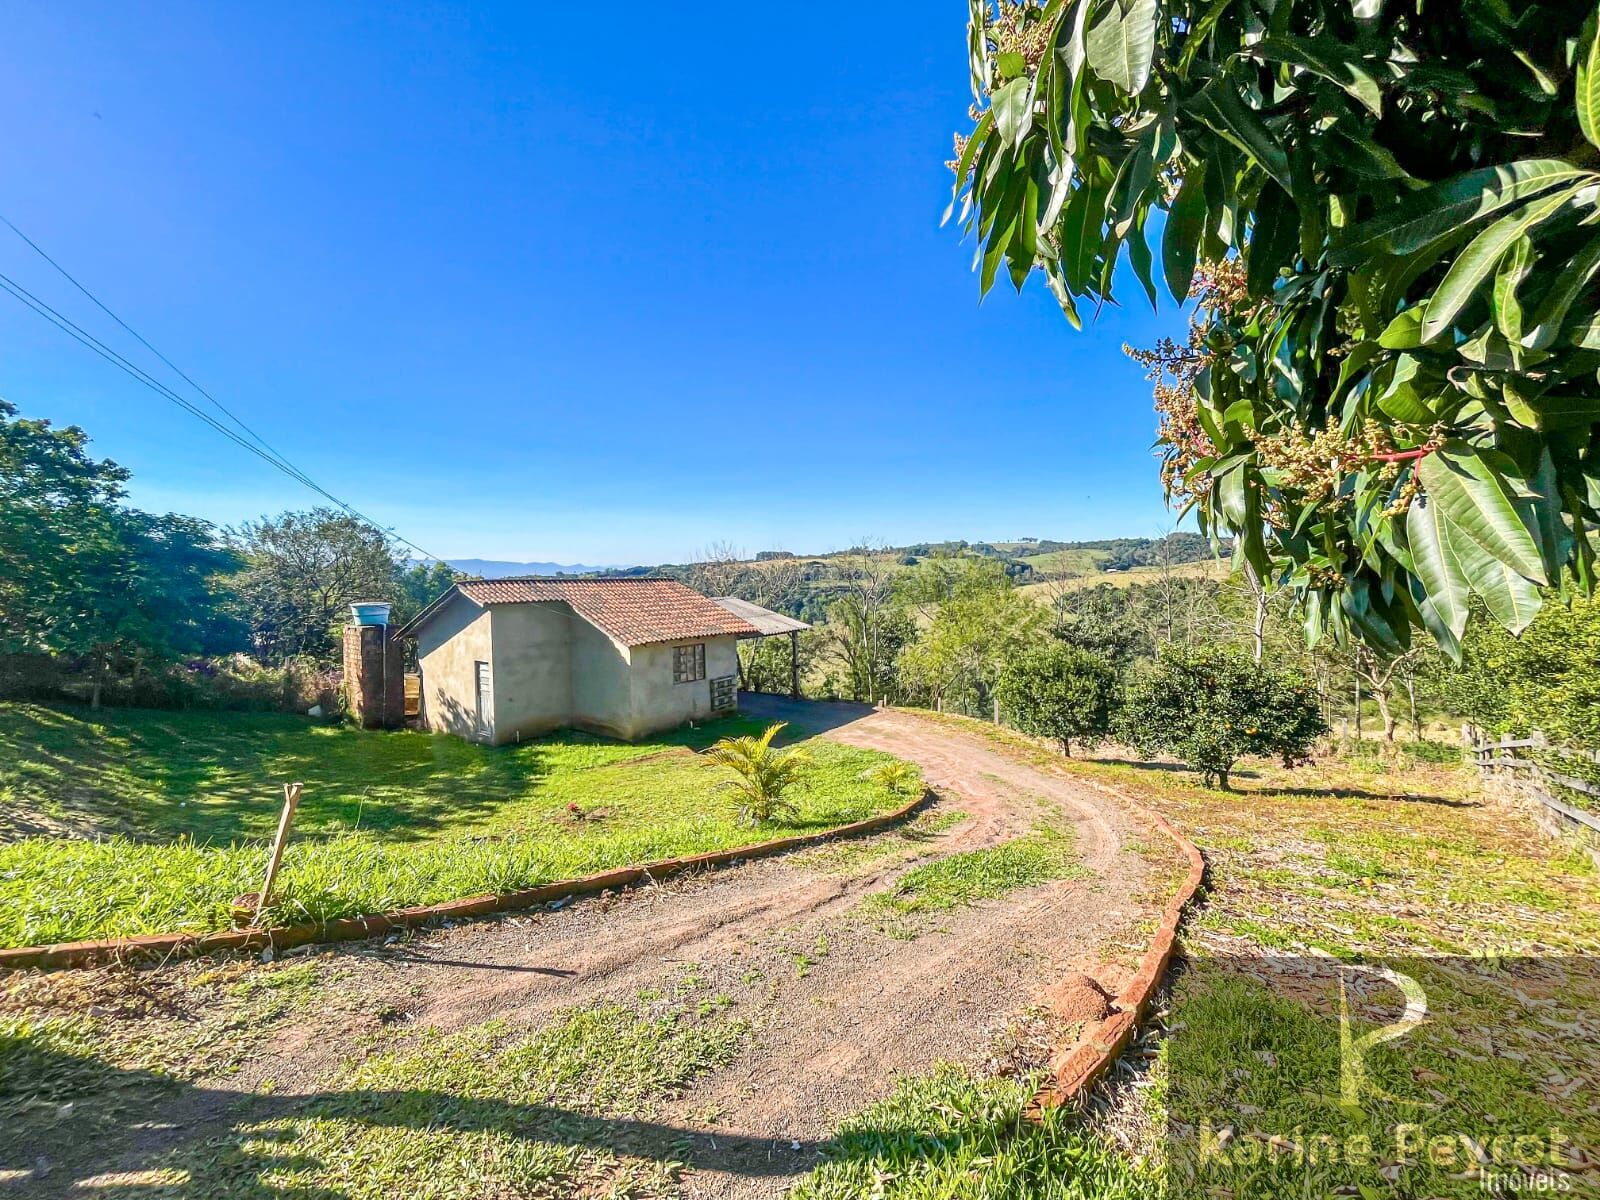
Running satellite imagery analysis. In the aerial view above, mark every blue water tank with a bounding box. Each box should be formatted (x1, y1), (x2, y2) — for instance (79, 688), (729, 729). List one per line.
(350, 602), (392, 626)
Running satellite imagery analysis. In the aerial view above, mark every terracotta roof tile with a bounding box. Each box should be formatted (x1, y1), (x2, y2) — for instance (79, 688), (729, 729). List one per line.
(450, 577), (759, 646)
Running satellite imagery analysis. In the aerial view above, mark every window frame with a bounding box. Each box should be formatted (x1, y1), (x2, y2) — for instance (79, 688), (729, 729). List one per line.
(672, 642), (706, 685)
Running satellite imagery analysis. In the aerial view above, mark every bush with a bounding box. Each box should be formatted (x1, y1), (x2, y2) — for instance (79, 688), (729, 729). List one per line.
(703, 722), (811, 825)
(995, 641), (1117, 755)
(114, 655), (342, 714)
(1449, 595), (1600, 752)
(1118, 646), (1326, 790)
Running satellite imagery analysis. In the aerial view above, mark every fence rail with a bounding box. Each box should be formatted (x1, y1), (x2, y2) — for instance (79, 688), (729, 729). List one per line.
(1466, 728), (1600, 854)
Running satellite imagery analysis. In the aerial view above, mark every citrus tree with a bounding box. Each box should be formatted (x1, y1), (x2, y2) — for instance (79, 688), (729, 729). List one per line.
(995, 640), (1118, 754)
(1119, 644), (1326, 788)
(951, 0), (1600, 658)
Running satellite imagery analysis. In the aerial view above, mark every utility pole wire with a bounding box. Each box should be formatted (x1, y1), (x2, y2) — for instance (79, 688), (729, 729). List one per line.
(0, 214), (296, 472)
(0, 224), (446, 565)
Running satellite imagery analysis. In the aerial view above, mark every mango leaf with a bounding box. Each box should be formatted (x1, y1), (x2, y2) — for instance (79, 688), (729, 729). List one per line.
(1060, 176), (1108, 292)
(1246, 34), (1384, 116)
(1377, 308), (1424, 349)
(1417, 442), (1548, 584)
(1331, 160), (1590, 266)
(980, 213), (1016, 295)
(1163, 163), (1208, 301)
(1491, 234), (1535, 343)
(1127, 208), (1158, 308)
(1580, 16), (1600, 150)
(991, 78), (1035, 149)
(1084, 0), (1159, 94)
(1406, 492), (1472, 642)
(1374, 355), (1437, 422)
(1419, 183), (1584, 342)
(1510, 391), (1600, 430)
(1247, 181), (1299, 297)
(1216, 463), (1249, 525)
(1187, 78), (1294, 191)
(1454, 526), (1544, 633)
(1529, 449), (1574, 579)
(943, 111), (994, 222)
(1524, 227), (1600, 349)
(968, 0), (991, 100)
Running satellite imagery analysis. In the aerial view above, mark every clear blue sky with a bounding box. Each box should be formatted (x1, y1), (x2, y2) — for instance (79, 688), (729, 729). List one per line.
(0, 3), (1187, 566)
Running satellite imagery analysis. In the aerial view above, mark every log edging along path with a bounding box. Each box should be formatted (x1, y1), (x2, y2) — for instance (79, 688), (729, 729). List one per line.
(0, 790), (934, 972)
(1028, 777), (1207, 1115)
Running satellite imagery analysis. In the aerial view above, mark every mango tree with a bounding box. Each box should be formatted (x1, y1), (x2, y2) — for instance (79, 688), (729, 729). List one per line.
(951, 0), (1600, 657)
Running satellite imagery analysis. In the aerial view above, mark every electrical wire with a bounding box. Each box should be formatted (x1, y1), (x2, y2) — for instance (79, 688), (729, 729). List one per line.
(0, 214), (297, 473)
(0, 235), (446, 564)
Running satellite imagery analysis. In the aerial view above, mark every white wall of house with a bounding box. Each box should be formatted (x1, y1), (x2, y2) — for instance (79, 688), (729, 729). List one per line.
(569, 616), (634, 739)
(415, 605), (741, 745)
(415, 593), (495, 740)
(489, 602), (574, 742)
(626, 636), (739, 737)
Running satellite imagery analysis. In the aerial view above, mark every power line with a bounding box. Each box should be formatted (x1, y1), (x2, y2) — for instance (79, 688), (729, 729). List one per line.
(0, 271), (310, 478)
(0, 214), (295, 472)
(0, 265), (445, 564)
(0, 227), (445, 564)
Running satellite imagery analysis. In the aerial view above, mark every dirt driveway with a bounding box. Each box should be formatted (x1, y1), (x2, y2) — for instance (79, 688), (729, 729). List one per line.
(9, 699), (1175, 1198)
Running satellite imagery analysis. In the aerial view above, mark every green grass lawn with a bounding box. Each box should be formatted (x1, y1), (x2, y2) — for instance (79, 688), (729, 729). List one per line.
(0, 703), (913, 948)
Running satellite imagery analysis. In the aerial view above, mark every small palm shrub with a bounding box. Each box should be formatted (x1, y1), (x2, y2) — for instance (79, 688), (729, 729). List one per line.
(704, 722), (811, 826)
(862, 759), (923, 801)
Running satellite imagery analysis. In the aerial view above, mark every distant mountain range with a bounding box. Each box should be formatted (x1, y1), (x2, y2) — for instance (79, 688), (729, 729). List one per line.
(441, 559), (612, 578)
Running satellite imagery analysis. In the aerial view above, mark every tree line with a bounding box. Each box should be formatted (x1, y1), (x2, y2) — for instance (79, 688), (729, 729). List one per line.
(733, 542), (1600, 785)
(0, 400), (458, 710)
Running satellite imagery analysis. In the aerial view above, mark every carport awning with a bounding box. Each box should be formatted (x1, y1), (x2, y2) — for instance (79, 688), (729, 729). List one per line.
(711, 596), (811, 638)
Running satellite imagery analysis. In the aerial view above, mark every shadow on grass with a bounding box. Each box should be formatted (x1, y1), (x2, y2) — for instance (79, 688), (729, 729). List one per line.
(4, 1040), (826, 1197)
(0, 703), (764, 848)
(1263, 784), (1479, 808)
(1084, 754), (1476, 808)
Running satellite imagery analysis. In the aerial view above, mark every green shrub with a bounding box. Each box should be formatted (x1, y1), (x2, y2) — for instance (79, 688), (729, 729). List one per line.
(1118, 645), (1326, 790)
(1451, 595), (1600, 751)
(703, 721), (811, 825)
(0, 652), (341, 715)
(862, 759), (923, 800)
(1402, 738), (1464, 765)
(996, 641), (1117, 755)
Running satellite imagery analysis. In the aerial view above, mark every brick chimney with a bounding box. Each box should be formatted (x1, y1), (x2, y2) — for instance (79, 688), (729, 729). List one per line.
(343, 606), (404, 730)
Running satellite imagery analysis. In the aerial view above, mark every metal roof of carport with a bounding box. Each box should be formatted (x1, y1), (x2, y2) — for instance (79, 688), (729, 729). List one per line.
(710, 596), (812, 637)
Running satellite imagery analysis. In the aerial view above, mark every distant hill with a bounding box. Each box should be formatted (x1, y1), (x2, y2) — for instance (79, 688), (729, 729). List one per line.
(442, 559), (612, 579)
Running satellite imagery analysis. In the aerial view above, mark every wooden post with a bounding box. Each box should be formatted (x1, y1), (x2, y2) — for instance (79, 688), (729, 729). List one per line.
(254, 782), (303, 927)
(993, 696), (1001, 725)
(789, 630), (800, 700)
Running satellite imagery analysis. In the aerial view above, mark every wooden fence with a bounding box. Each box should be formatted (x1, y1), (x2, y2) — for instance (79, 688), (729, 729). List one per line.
(1466, 727), (1600, 862)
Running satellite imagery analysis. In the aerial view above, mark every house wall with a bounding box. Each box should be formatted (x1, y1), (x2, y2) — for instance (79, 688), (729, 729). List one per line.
(416, 600), (741, 745)
(568, 614), (635, 739)
(626, 636), (740, 737)
(415, 594), (493, 740)
(487, 602), (574, 743)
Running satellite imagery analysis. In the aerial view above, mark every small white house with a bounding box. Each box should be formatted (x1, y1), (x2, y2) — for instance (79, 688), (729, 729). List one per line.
(396, 577), (759, 744)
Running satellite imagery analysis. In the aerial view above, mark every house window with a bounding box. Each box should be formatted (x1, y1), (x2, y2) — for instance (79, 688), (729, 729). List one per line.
(673, 643), (706, 684)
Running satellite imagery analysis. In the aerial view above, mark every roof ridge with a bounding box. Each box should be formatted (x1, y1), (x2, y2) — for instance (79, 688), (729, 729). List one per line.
(461, 574), (669, 584)
(425, 575), (759, 646)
